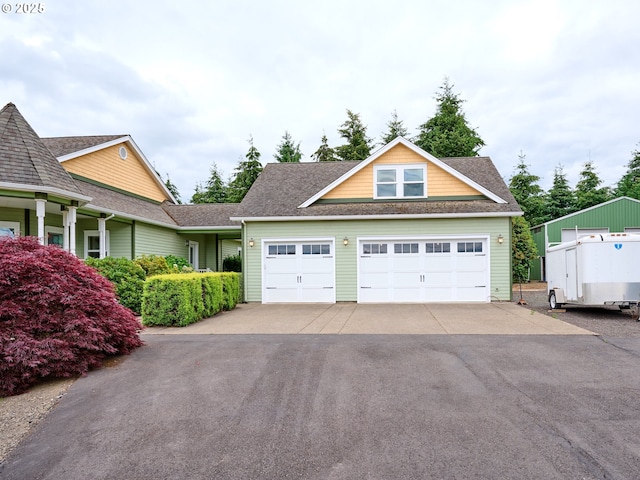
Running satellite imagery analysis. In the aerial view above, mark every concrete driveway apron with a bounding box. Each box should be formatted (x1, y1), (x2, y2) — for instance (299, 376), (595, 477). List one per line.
(144, 302), (593, 335)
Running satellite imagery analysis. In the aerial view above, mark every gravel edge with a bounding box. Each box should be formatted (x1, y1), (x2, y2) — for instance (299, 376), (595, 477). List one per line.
(0, 378), (75, 464)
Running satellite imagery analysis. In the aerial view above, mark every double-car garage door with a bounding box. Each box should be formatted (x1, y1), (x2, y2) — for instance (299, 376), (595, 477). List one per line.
(262, 237), (489, 303)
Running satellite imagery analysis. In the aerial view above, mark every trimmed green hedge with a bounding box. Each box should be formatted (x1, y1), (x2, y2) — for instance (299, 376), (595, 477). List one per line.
(141, 272), (240, 327)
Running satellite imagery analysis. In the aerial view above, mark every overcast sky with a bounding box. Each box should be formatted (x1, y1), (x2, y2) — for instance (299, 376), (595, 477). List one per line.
(2, 0), (639, 202)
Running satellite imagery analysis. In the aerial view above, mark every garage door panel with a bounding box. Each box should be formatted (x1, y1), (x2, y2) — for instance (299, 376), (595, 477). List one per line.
(263, 241), (335, 303)
(358, 238), (489, 303)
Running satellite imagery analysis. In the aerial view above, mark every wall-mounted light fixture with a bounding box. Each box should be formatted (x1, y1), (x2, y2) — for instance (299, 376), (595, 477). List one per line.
(497, 234), (504, 245)
(249, 238), (255, 248)
(343, 236), (349, 246)
(185, 240), (190, 247)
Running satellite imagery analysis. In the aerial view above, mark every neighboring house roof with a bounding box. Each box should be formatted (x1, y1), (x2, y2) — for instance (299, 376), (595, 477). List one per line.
(233, 146), (521, 221)
(42, 135), (126, 158)
(530, 196), (640, 229)
(0, 103), (88, 200)
(163, 203), (241, 229)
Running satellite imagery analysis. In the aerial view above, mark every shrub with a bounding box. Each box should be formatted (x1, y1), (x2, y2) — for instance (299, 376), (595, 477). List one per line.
(220, 272), (240, 310)
(141, 274), (204, 327)
(222, 254), (242, 272)
(85, 257), (146, 314)
(165, 255), (191, 272)
(135, 254), (170, 277)
(141, 272), (239, 326)
(0, 237), (143, 397)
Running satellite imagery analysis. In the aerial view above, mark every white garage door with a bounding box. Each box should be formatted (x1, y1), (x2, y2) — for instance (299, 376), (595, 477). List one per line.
(263, 240), (335, 303)
(358, 238), (489, 303)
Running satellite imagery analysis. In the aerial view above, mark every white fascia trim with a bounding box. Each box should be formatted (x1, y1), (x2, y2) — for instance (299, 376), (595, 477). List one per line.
(57, 135), (178, 204)
(529, 196), (640, 229)
(298, 137), (507, 208)
(231, 211), (522, 222)
(0, 182), (93, 203)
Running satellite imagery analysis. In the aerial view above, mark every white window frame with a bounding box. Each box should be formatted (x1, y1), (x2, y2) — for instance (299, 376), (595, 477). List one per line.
(373, 164), (427, 199)
(45, 226), (64, 247)
(84, 230), (110, 259)
(0, 221), (20, 237)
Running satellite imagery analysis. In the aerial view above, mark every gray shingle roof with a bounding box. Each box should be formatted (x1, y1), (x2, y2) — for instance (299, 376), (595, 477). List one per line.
(162, 203), (241, 227)
(42, 135), (126, 157)
(234, 157), (522, 218)
(0, 103), (82, 194)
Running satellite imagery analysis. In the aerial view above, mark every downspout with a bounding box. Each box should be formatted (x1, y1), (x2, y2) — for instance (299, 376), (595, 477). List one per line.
(242, 220), (248, 302)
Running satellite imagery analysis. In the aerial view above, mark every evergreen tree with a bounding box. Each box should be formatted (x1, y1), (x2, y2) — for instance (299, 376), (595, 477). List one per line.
(508, 151), (547, 226)
(311, 133), (338, 162)
(414, 77), (484, 157)
(615, 146), (640, 200)
(190, 162), (227, 204)
(273, 131), (302, 163)
(512, 216), (538, 301)
(545, 165), (575, 220)
(164, 174), (182, 204)
(380, 109), (409, 144)
(574, 160), (611, 210)
(227, 135), (263, 203)
(335, 110), (374, 161)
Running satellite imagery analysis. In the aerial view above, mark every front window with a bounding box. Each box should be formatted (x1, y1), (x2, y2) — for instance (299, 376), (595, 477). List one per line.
(84, 231), (110, 258)
(375, 165), (426, 199)
(45, 226), (63, 247)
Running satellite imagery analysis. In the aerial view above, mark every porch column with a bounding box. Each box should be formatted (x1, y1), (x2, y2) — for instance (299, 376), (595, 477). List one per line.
(98, 217), (106, 259)
(35, 199), (46, 245)
(62, 209), (69, 250)
(68, 206), (77, 256)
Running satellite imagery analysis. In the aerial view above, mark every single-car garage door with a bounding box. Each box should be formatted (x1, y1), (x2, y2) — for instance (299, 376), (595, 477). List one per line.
(263, 240), (335, 303)
(358, 237), (490, 303)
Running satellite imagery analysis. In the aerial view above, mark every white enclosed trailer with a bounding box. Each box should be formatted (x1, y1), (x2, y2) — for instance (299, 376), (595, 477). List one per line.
(546, 233), (640, 320)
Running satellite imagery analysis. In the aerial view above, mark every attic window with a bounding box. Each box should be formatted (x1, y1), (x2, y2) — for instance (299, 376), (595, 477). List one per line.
(119, 146), (127, 160)
(374, 164), (426, 199)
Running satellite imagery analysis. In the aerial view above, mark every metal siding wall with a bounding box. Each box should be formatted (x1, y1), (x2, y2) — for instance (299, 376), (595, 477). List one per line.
(245, 217), (512, 302)
(546, 200), (640, 243)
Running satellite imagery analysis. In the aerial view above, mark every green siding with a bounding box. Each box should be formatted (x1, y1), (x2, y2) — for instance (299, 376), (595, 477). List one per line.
(244, 217), (513, 303)
(221, 239), (241, 261)
(136, 223), (187, 258)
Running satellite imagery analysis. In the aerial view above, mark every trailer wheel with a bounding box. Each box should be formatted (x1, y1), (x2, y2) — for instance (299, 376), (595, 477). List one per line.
(549, 291), (562, 310)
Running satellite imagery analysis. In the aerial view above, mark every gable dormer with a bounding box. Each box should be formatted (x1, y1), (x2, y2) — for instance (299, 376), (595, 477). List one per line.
(300, 137), (506, 207)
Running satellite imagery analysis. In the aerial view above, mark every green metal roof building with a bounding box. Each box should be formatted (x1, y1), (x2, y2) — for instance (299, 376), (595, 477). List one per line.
(530, 197), (640, 281)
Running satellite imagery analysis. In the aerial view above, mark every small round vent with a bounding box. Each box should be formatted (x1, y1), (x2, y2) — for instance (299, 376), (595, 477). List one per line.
(119, 146), (127, 160)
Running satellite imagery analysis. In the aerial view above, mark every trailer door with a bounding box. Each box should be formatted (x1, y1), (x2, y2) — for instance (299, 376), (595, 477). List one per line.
(565, 248), (578, 301)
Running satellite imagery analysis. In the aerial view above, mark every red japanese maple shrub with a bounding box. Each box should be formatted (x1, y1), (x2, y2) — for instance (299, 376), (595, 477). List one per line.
(0, 236), (144, 396)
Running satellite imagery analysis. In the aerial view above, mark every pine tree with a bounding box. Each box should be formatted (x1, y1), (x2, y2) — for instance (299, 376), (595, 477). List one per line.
(574, 161), (611, 210)
(615, 146), (640, 200)
(335, 110), (374, 161)
(311, 133), (338, 162)
(190, 162), (227, 204)
(508, 151), (547, 226)
(545, 165), (575, 220)
(227, 135), (263, 203)
(415, 77), (484, 157)
(164, 174), (182, 204)
(274, 131), (302, 163)
(380, 109), (409, 144)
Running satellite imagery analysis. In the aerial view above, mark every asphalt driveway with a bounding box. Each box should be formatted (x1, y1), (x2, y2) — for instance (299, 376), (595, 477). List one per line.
(2, 334), (640, 479)
(144, 302), (593, 335)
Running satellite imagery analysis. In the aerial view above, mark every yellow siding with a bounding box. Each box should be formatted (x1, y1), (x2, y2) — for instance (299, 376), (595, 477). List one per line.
(62, 144), (169, 202)
(322, 143), (481, 200)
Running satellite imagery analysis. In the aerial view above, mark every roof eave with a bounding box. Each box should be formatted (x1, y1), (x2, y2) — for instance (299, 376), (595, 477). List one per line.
(0, 182), (93, 203)
(231, 211), (523, 222)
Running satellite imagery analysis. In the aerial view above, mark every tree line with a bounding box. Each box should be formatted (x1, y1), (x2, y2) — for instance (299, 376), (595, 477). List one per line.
(164, 77), (484, 204)
(509, 148), (640, 227)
